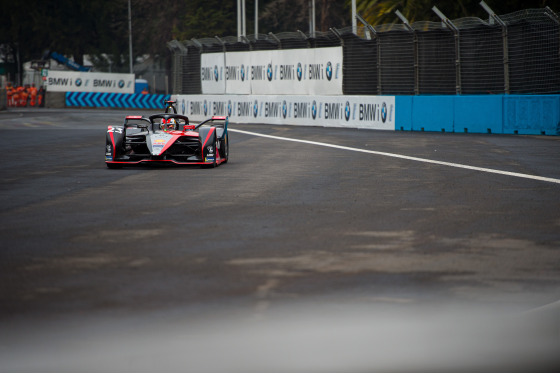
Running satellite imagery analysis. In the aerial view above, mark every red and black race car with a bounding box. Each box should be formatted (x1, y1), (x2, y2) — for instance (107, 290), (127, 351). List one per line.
(105, 105), (229, 168)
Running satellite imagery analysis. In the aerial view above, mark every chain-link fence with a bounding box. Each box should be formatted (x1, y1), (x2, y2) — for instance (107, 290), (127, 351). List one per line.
(168, 7), (560, 95)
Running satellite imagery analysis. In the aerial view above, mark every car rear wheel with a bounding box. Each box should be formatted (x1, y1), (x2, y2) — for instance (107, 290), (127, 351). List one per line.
(221, 135), (229, 164)
(210, 137), (217, 168)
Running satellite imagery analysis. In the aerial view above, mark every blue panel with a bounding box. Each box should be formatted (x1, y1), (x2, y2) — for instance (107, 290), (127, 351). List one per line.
(454, 95), (503, 134)
(412, 96), (454, 132)
(395, 96), (413, 131)
(503, 95), (560, 135)
(65, 92), (170, 109)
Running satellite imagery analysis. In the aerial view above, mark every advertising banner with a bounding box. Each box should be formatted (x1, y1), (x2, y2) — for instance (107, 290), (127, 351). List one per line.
(248, 47), (342, 95)
(201, 47), (343, 95)
(224, 51), (251, 94)
(44, 71), (134, 93)
(201, 52), (226, 94)
(173, 94), (395, 130)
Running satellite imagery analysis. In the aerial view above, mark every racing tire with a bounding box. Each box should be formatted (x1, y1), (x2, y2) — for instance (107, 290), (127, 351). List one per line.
(210, 136), (217, 168)
(221, 135), (229, 164)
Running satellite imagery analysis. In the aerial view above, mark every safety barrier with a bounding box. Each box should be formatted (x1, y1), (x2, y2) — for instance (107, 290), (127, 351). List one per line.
(173, 93), (560, 136)
(65, 92), (170, 109)
(397, 95), (560, 135)
(0, 88), (6, 111)
(169, 8), (560, 96)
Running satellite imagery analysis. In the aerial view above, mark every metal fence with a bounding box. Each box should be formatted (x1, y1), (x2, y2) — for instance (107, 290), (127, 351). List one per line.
(168, 7), (560, 95)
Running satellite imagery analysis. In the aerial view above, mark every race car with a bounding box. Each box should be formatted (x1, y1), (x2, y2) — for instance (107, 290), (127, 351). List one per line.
(105, 112), (229, 168)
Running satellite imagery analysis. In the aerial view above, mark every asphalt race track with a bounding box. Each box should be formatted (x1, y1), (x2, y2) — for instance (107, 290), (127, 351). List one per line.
(1, 108), (559, 371)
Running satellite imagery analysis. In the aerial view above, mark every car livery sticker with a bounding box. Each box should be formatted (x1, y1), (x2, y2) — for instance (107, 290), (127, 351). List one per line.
(107, 126), (121, 157)
(201, 127), (216, 150)
(148, 133), (175, 155)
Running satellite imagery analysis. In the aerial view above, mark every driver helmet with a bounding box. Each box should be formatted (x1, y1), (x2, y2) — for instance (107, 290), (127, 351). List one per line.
(163, 118), (176, 131)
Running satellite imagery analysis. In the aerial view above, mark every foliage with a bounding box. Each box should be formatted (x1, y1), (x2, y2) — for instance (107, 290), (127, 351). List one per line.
(353, 0), (560, 26)
(0, 0), (129, 71)
(1, 0), (558, 82)
(259, 0), (349, 34)
(175, 0), (237, 40)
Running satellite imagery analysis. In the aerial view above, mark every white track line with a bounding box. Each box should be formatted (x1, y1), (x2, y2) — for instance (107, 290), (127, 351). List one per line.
(229, 128), (560, 185)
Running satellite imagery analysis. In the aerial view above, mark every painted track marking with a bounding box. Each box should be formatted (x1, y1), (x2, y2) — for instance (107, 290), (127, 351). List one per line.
(229, 128), (560, 185)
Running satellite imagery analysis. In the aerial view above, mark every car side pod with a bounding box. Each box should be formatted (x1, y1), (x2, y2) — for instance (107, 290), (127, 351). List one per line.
(106, 125), (124, 168)
(199, 126), (218, 168)
(106, 125), (125, 159)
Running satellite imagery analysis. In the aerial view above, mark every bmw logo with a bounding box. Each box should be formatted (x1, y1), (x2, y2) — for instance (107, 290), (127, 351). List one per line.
(282, 100), (287, 119)
(240, 64), (245, 81)
(253, 100), (259, 118)
(214, 65), (219, 82)
(75, 78), (82, 87)
(118, 80), (125, 88)
(204, 100), (208, 116)
(345, 101), (351, 121)
(181, 100), (186, 115)
(297, 63), (303, 81)
(267, 63), (273, 81)
(326, 62), (332, 81)
(312, 100), (317, 120)
(381, 102), (387, 123)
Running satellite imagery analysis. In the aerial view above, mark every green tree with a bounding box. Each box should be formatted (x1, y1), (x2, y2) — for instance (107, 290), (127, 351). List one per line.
(259, 0), (349, 34)
(354, 0), (560, 26)
(174, 0), (236, 40)
(0, 0), (130, 78)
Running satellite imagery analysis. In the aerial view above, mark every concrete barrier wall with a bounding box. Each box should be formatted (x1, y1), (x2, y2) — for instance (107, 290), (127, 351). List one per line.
(45, 92), (66, 108)
(37, 91), (560, 136)
(503, 96), (560, 135)
(0, 88), (6, 111)
(171, 94), (559, 136)
(396, 95), (560, 135)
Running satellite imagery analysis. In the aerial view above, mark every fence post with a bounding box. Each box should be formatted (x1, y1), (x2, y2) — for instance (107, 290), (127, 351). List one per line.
(167, 40), (189, 94)
(215, 36), (227, 53)
(480, 1), (509, 94)
(432, 6), (462, 94)
(356, 14), (381, 94)
(191, 38), (203, 50)
(395, 10), (418, 95)
(330, 27), (344, 47)
(240, 35), (252, 50)
(545, 7), (560, 63)
(268, 32), (282, 49)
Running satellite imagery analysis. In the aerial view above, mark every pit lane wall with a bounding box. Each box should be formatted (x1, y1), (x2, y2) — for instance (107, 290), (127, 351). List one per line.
(172, 94), (560, 136)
